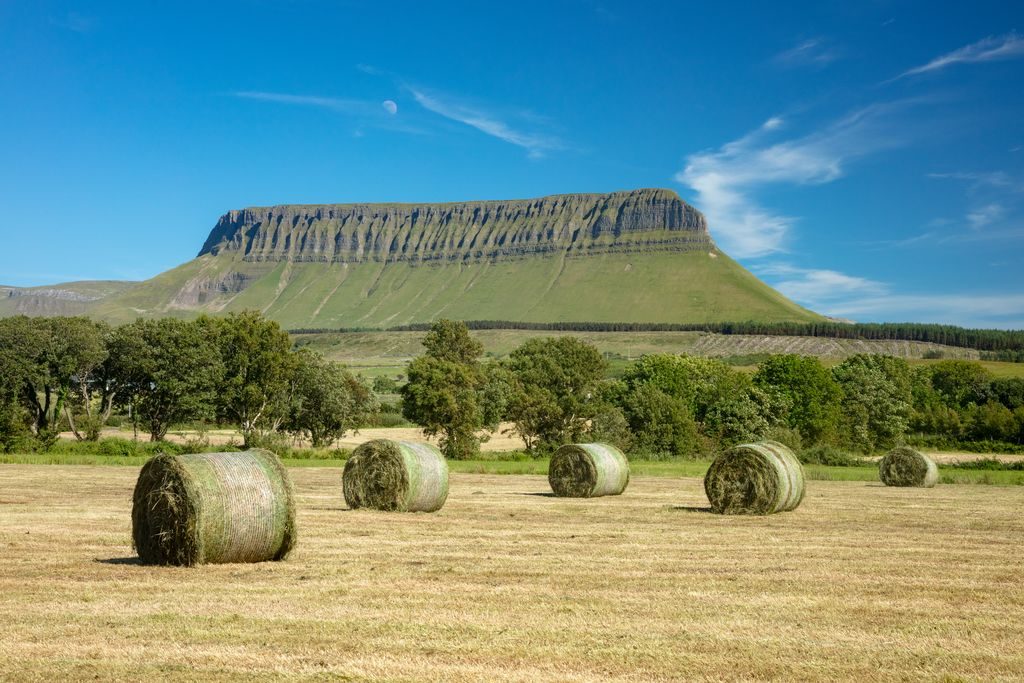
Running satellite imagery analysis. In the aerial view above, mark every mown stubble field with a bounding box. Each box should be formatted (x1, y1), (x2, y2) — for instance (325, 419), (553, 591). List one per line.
(1, 465), (1023, 681)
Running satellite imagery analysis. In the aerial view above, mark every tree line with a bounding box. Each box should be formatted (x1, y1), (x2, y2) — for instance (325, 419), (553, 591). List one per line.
(292, 320), (1024, 353)
(0, 313), (375, 450)
(2, 314), (1022, 458)
(401, 321), (1024, 459)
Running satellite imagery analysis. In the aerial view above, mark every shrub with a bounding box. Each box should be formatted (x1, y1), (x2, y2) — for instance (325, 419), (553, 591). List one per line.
(798, 444), (864, 467)
(365, 410), (411, 428)
(372, 375), (399, 394)
(588, 404), (634, 452)
(242, 431), (296, 457)
(623, 384), (702, 459)
(764, 425), (803, 452)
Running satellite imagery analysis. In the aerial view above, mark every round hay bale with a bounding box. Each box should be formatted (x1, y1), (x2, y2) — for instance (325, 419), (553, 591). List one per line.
(548, 442), (630, 498)
(879, 446), (938, 488)
(132, 449), (297, 566)
(343, 440), (448, 512)
(704, 440), (805, 515)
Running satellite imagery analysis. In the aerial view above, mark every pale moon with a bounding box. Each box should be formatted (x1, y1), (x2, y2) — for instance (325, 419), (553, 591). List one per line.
(382, 100), (398, 115)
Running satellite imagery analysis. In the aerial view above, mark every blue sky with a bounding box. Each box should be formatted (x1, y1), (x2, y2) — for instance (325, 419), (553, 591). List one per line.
(1, 1), (1022, 327)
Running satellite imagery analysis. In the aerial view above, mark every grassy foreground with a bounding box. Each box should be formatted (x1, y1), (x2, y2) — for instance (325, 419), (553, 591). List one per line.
(3, 452), (1023, 485)
(1, 465), (1022, 681)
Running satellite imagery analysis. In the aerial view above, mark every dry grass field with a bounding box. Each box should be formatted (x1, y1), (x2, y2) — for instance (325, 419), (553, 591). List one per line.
(2, 465), (1023, 681)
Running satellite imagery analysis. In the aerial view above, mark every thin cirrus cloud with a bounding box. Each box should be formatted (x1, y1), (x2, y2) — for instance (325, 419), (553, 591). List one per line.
(825, 293), (1024, 328)
(927, 171), (1017, 190)
(773, 38), (841, 68)
(891, 31), (1024, 80)
(230, 90), (426, 135)
(676, 101), (916, 258)
(754, 263), (887, 304)
(928, 171), (1022, 232)
(967, 203), (1007, 230)
(232, 91), (377, 114)
(755, 263), (1024, 327)
(407, 88), (563, 159)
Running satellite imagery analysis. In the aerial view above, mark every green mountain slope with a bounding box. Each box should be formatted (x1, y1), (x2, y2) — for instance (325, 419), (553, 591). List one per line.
(54, 189), (823, 326)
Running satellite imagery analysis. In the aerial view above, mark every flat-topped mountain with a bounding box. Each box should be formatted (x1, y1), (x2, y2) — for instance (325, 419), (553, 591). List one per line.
(198, 189), (711, 264)
(12, 189), (819, 327)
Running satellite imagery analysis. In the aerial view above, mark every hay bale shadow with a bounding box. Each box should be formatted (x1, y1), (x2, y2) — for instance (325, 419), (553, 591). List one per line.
(95, 557), (144, 565)
(514, 492), (557, 497)
(670, 505), (715, 513)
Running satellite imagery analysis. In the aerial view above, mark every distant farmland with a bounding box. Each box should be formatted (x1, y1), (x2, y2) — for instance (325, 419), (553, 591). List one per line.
(293, 329), (994, 379)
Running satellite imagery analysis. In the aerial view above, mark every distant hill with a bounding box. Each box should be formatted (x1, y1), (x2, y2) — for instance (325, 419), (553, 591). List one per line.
(0, 281), (136, 317)
(10, 189), (823, 326)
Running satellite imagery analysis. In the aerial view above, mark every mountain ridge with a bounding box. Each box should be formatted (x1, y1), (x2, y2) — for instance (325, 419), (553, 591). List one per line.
(198, 188), (712, 265)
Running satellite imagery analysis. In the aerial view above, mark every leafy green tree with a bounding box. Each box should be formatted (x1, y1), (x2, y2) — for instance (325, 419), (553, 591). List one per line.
(212, 311), (296, 446)
(371, 375), (399, 394)
(286, 351), (375, 447)
(0, 316), (108, 441)
(621, 354), (773, 449)
(504, 337), (607, 452)
(910, 402), (963, 440)
(403, 355), (484, 459)
(401, 320), (490, 459)
(422, 318), (485, 363)
(132, 318), (223, 441)
(832, 354), (913, 452)
(928, 360), (993, 408)
(588, 402), (634, 452)
(479, 362), (514, 432)
(619, 354), (701, 405)
(0, 319), (34, 449)
(964, 401), (1018, 442)
(0, 332), (31, 452)
(753, 354), (842, 443)
(95, 322), (151, 439)
(991, 378), (1024, 411)
(702, 385), (775, 445)
(0, 398), (29, 453)
(57, 318), (111, 441)
(622, 384), (700, 457)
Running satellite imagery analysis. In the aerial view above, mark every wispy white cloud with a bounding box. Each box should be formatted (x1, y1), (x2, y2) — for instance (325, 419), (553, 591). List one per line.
(825, 293), (1024, 328)
(967, 203), (1006, 229)
(773, 38), (841, 68)
(860, 224), (1024, 250)
(232, 91), (374, 114)
(408, 88), (562, 159)
(928, 171), (1018, 190)
(676, 102), (915, 257)
(756, 263), (1024, 328)
(755, 264), (887, 304)
(929, 170), (1023, 232)
(231, 90), (428, 136)
(893, 31), (1024, 80)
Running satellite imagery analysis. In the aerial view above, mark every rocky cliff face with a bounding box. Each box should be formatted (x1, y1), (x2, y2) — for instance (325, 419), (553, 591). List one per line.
(198, 188), (712, 264)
